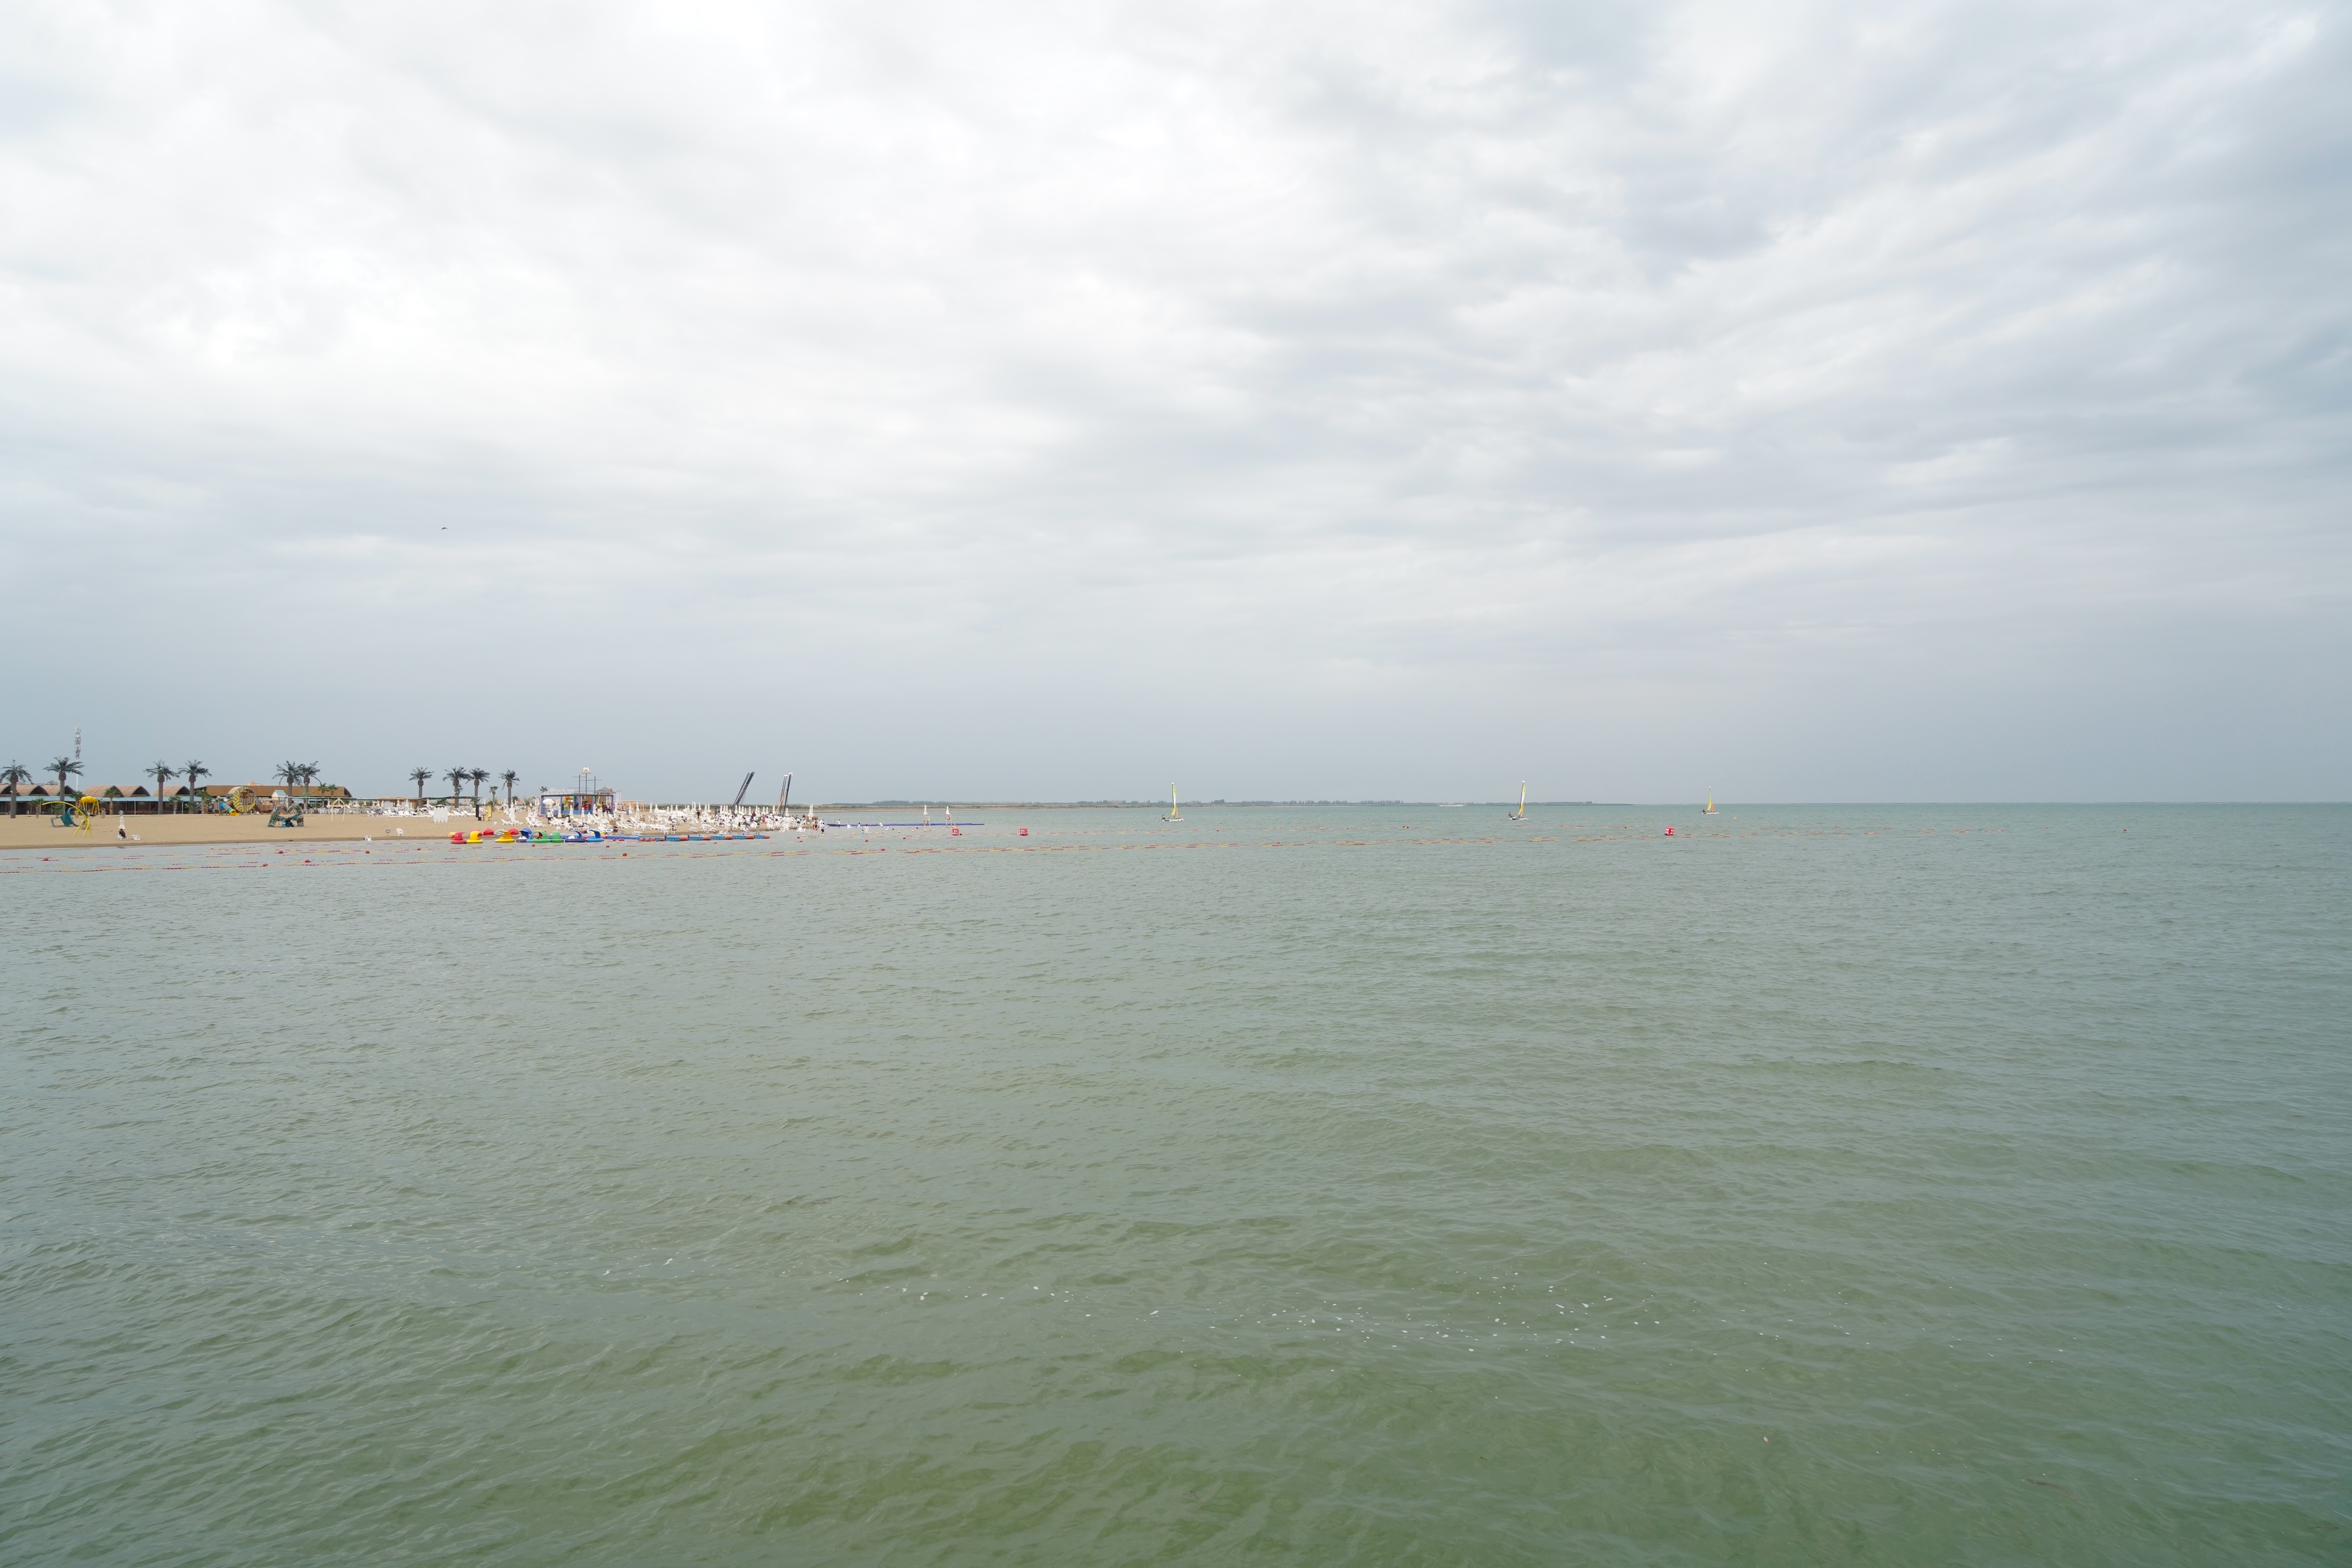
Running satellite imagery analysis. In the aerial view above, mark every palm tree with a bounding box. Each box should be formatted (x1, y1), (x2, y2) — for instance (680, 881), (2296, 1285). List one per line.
(147, 760), (176, 812)
(50, 754), (82, 798)
(274, 760), (304, 790)
(182, 760), (210, 812)
(1, 760), (28, 817)
(409, 766), (433, 803)
(445, 766), (470, 806)
(501, 769), (519, 805)
(468, 768), (491, 815)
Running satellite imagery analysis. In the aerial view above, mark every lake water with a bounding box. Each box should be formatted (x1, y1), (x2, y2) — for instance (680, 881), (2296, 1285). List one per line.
(4, 805), (2347, 1564)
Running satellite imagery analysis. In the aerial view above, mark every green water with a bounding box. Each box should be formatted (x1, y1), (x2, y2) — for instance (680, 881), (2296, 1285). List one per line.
(4, 806), (2347, 1564)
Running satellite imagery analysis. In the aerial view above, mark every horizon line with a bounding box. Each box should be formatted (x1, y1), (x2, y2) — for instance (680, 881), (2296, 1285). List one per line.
(780, 799), (2350, 809)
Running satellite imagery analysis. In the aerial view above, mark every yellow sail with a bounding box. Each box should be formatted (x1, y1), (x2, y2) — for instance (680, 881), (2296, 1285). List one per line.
(1167, 783), (1180, 822)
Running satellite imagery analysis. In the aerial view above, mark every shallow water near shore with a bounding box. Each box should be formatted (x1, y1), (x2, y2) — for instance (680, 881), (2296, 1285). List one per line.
(4, 804), (2348, 1565)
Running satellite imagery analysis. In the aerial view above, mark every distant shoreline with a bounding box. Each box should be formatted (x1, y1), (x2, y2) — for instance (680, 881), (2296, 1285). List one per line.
(5, 801), (2335, 852)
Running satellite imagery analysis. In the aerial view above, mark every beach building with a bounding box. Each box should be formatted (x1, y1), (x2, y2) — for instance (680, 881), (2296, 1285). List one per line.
(538, 787), (618, 817)
(8, 782), (162, 813)
(28, 783), (220, 813)
(198, 783), (352, 801)
(8, 781), (358, 815)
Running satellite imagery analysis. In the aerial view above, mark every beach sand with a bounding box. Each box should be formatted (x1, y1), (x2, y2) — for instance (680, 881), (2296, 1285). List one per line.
(0, 812), (495, 850)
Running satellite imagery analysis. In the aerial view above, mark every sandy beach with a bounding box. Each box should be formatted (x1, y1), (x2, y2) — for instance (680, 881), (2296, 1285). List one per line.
(0, 812), (493, 851)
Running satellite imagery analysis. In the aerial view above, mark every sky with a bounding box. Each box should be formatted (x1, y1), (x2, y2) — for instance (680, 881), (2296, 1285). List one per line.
(2, 0), (2346, 803)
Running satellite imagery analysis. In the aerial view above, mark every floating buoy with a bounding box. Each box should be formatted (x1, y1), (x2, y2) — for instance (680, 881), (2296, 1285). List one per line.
(1664, 826), (1675, 836)
(1019, 827), (1028, 836)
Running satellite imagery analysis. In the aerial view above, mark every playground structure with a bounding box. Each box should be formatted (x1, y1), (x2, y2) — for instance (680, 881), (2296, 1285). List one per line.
(215, 783), (303, 825)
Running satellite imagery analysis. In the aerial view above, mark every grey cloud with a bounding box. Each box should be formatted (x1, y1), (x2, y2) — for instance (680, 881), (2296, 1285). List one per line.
(0, 0), (2344, 801)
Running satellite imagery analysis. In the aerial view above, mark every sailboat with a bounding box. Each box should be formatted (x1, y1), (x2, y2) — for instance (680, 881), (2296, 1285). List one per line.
(1703, 793), (1718, 815)
(1510, 782), (1527, 821)
(1165, 783), (1181, 822)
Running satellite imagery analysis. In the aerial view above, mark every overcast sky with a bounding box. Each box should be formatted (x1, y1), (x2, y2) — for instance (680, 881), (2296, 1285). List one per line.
(3, 1), (2345, 802)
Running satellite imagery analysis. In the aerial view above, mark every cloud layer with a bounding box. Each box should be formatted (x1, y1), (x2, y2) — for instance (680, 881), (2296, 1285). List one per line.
(3, 1), (2346, 799)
